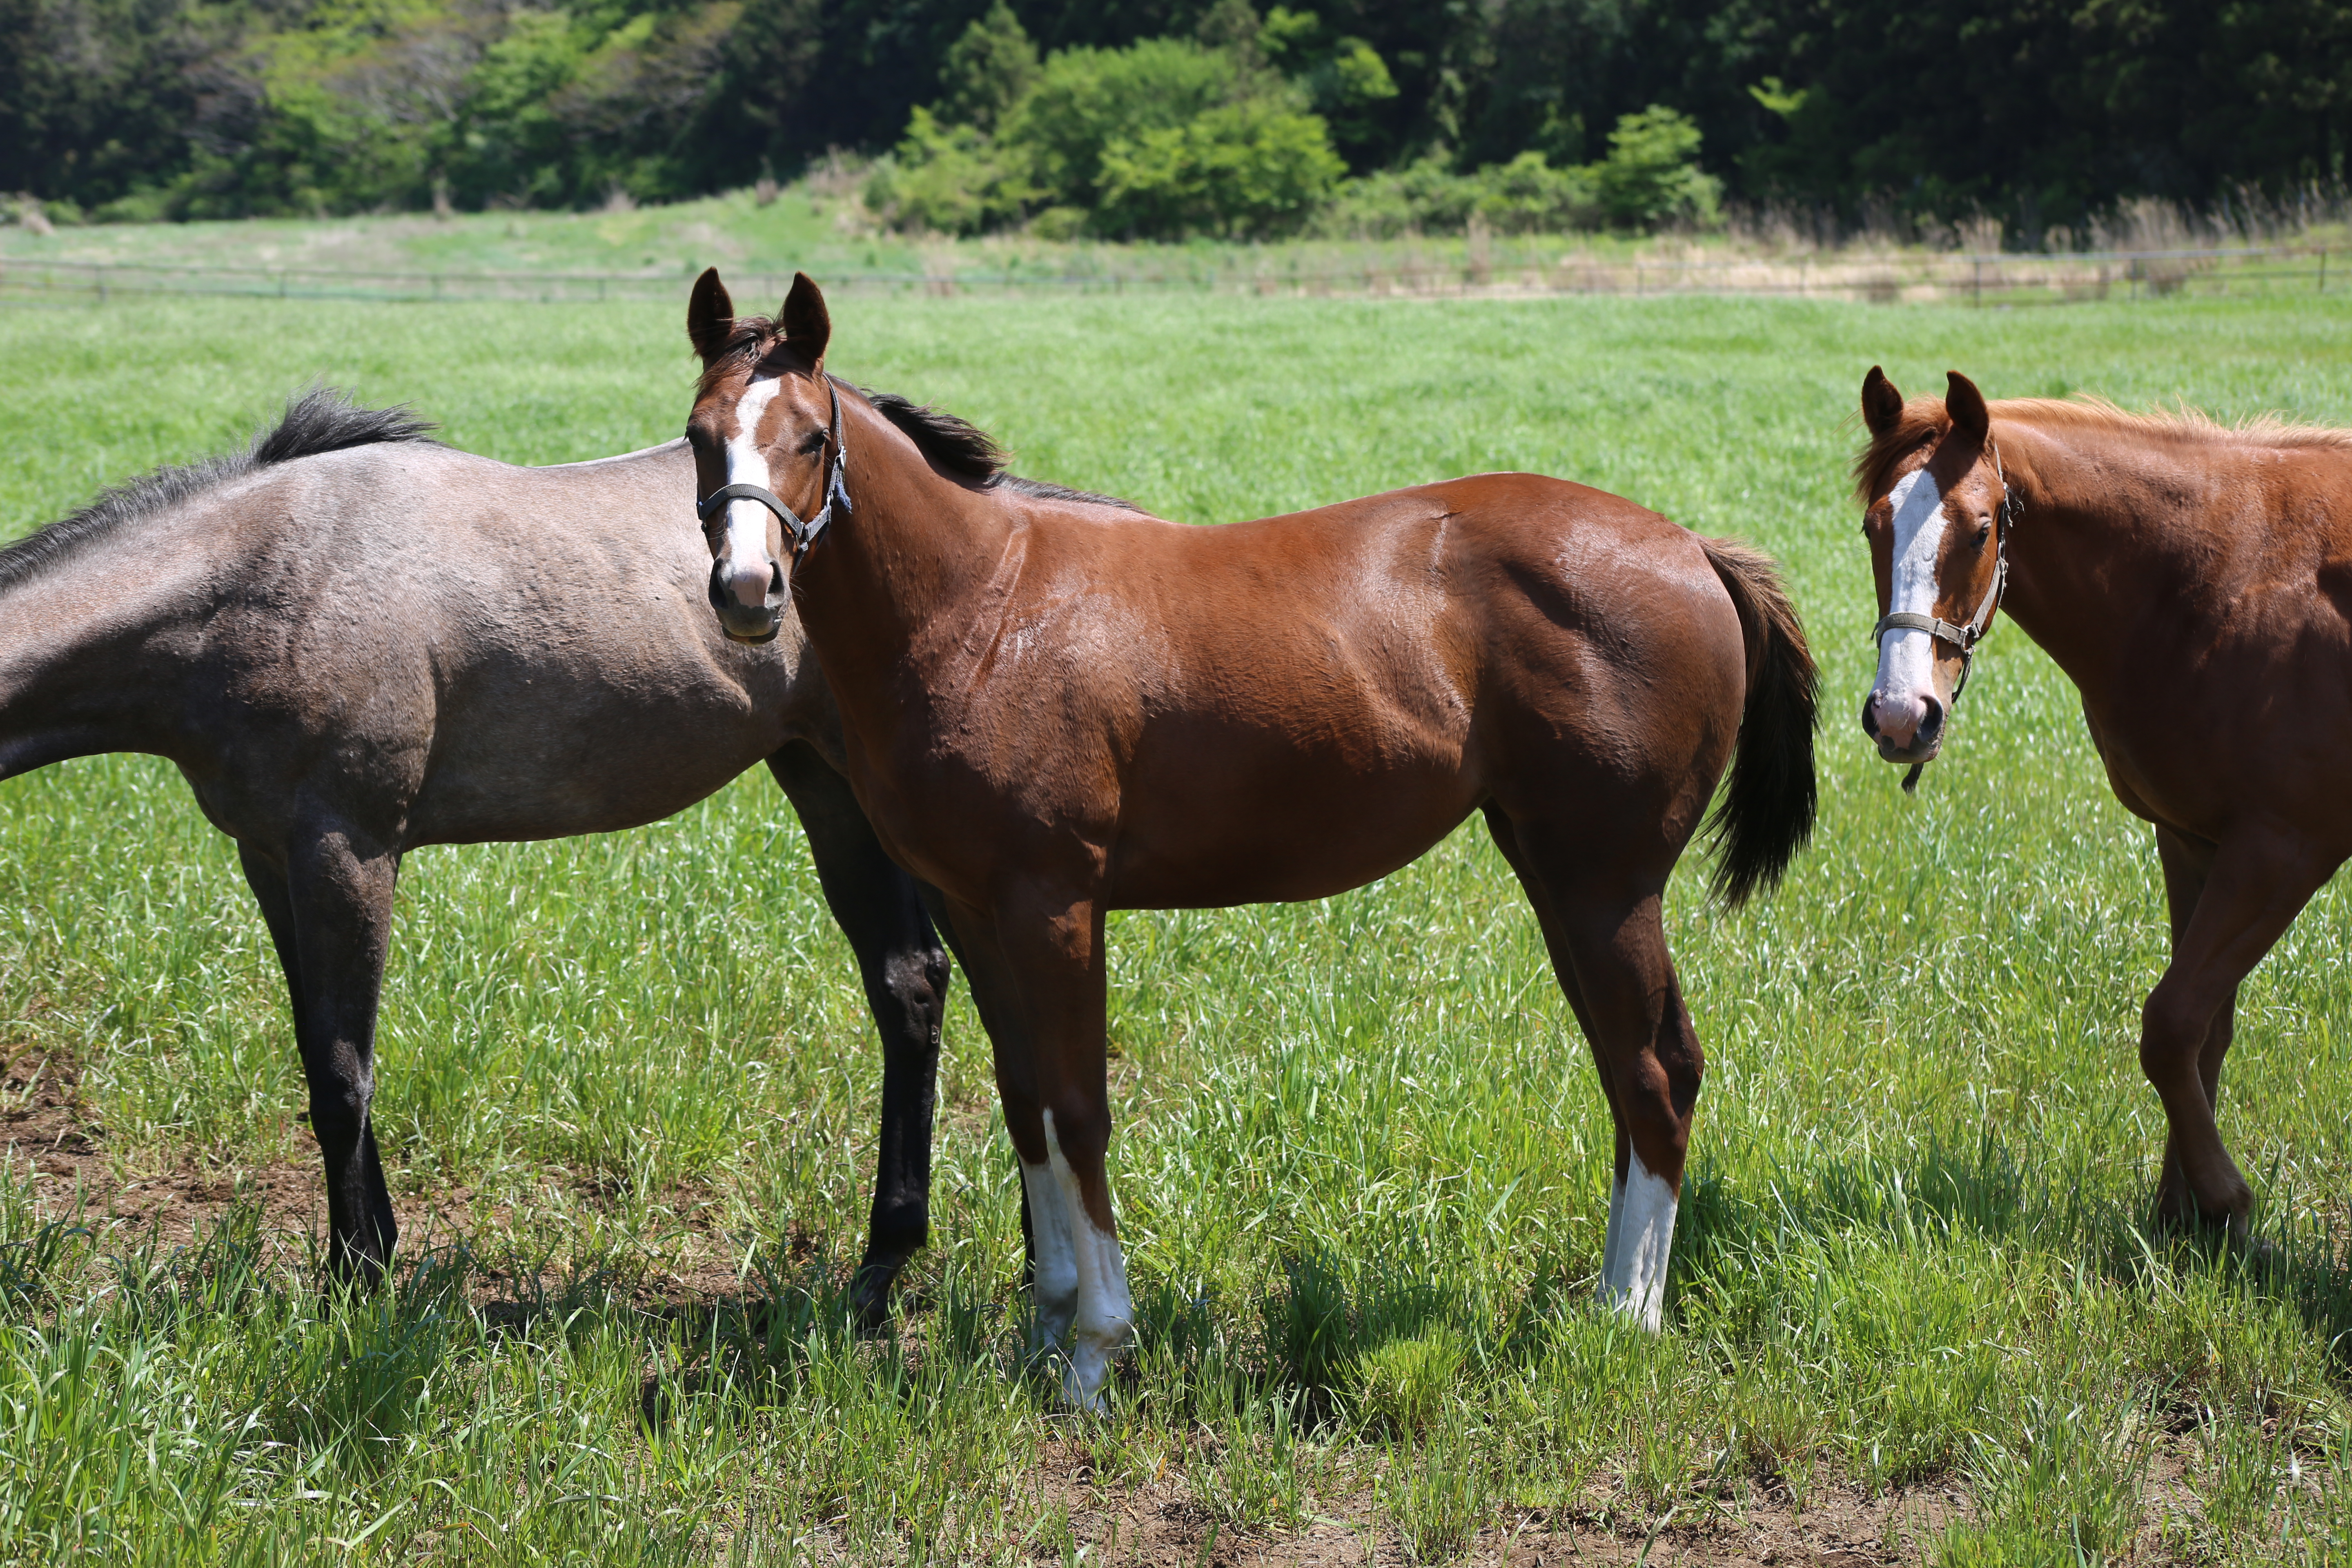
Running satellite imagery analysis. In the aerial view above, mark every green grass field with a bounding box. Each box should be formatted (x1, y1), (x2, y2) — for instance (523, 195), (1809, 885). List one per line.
(4, 286), (2352, 1564)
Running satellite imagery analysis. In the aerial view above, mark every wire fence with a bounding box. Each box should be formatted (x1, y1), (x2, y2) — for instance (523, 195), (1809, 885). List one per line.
(0, 245), (2339, 306)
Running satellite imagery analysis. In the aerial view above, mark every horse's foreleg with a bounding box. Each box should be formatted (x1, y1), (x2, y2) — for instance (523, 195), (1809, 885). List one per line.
(769, 743), (951, 1327)
(942, 899), (1076, 1357)
(2138, 826), (2334, 1230)
(914, 883), (1040, 1298)
(1504, 823), (1698, 1332)
(988, 888), (1128, 1410)
(241, 831), (400, 1286)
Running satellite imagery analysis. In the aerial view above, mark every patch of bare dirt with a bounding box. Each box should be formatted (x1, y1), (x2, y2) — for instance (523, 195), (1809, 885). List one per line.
(997, 1436), (1957, 1566)
(0, 1047), (482, 1258)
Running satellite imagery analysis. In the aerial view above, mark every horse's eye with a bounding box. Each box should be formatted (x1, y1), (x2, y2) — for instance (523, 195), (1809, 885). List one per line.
(1975, 519), (1992, 545)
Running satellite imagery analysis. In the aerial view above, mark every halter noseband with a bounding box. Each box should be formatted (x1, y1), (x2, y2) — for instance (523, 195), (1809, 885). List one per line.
(1871, 439), (2019, 791)
(696, 374), (852, 562)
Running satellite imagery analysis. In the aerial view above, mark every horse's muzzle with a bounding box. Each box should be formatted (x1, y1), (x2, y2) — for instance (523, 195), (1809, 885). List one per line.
(1862, 688), (1943, 764)
(710, 556), (786, 644)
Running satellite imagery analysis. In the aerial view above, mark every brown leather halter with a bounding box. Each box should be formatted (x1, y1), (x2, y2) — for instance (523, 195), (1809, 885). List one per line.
(1871, 441), (2017, 791)
(696, 375), (852, 563)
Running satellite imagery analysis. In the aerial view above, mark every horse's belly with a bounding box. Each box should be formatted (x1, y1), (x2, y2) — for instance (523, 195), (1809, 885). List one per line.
(405, 705), (784, 844)
(1107, 769), (1478, 908)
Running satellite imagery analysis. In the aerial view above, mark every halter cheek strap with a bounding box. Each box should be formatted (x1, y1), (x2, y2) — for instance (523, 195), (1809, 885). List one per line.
(1868, 439), (2017, 703)
(1871, 440), (2018, 793)
(695, 376), (852, 561)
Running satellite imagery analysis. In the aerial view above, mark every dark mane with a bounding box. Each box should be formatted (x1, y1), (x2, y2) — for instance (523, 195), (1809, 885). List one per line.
(861, 389), (1141, 512)
(0, 389), (438, 595)
(1854, 393), (2352, 504)
(700, 316), (1141, 511)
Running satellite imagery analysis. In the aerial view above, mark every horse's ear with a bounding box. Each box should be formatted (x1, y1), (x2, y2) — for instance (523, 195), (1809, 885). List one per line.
(1946, 370), (1990, 443)
(688, 268), (735, 366)
(780, 272), (831, 367)
(1861, 366), (1904, 437)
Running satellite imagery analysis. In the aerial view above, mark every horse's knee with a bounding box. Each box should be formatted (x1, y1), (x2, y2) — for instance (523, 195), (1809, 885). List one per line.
(2140, 981), (2217, 1088)
(877, 943), (951, 1039)
(306, 1087), (370, 1154)
(1040, 1100), (1111, 1184)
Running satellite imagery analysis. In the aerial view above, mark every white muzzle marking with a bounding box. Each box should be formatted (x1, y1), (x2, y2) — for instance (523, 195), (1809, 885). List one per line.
(719, 376), (784, 606)
(1870, 468), (1950, 744)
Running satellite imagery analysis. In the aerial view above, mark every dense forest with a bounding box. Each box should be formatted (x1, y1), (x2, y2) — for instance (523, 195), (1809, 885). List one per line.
(3, 0), (2348, 241)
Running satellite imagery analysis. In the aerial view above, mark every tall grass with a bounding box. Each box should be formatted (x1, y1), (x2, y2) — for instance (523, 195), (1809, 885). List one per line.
(2, 290), (2350, 1560)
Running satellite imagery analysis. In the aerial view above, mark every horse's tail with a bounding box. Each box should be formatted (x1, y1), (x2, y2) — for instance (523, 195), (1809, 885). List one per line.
(1696, 535), (1819, 908)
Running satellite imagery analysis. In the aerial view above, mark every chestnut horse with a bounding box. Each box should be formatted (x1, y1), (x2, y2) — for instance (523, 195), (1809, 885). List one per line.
(1857, 368), (2352, 1234)
(682, 271), (1818, 1405)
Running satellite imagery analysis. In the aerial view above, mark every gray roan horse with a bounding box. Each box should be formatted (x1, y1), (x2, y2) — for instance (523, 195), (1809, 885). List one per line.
(0, 391), (953, 1319)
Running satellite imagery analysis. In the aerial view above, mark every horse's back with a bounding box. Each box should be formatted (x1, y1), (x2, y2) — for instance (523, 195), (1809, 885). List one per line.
(186, 440), (809, 846)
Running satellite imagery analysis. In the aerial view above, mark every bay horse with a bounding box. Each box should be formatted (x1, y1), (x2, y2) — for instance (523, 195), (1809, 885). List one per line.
(0, 390), (959, 1321)
(1857, 368), (2352, 1234)
(682, 270), (1819, 1405)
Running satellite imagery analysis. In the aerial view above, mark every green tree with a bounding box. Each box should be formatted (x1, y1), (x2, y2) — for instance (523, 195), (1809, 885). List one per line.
(1592, 104), (1718, 229)
(1001, 36), (1247, 210)
(936, 1), (1038, 134)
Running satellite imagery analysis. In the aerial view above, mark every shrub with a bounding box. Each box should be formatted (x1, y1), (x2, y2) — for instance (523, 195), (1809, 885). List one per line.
(1094, 100), (1343, 238)
(1319, 153), (1595, 237)
(864, 107), (1037, 235)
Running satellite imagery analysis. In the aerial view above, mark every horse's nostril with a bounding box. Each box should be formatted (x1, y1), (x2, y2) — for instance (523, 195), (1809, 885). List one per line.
(1918, 695), (1946, 744)
(1860, 698), (1884, 739)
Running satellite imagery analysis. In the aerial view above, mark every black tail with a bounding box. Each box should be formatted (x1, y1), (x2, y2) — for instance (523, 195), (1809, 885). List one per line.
(1697, 537), (1819, 907)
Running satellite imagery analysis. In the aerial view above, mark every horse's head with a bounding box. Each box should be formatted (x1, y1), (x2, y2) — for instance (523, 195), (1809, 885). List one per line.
(684, 267), (842, 644)
(1854, 367), (2015, 769)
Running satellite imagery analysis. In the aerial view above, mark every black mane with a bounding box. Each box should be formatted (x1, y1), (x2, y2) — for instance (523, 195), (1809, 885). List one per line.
(0, 389), (439, 595)
(862, 389), (1141, 512)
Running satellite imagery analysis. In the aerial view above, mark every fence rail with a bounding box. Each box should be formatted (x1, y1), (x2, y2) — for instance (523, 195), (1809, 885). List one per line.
(0, 245), (2337, 306)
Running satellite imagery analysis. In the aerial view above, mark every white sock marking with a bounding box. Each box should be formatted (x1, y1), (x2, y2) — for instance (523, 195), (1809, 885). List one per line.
(1020, 1155), (1078, 1351)
(1872, 466), (1950, 701)
(1598, 1150), (1677, 1332)
(1040, 1108), (1132, 1411)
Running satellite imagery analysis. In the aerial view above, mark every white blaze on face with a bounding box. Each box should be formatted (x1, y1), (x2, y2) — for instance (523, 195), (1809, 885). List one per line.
(1873, 466), (1950, 701)
(1598, 1150), (1677, 1332)
(718, 375), (784, 603)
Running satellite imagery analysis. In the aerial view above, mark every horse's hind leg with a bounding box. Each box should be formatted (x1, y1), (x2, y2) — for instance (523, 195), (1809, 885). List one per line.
(769, 743), (953, 1327)
(2137, 824), (2337, 1229)
(238, 833), (400, 1286)
(2151, 826), (2238, 1225)
(1483, 806), (1633, 1288)
(1489, 813), (1700, 1331)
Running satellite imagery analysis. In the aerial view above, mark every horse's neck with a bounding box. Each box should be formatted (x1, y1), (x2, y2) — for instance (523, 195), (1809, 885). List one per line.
(793, 422), (1021, 701)
(0, 547), (214, 780)
(1996, 421), (2227, 700)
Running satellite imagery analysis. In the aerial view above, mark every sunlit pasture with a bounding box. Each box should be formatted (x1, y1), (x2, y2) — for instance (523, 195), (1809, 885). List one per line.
(2, 286), (2350, 1563)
